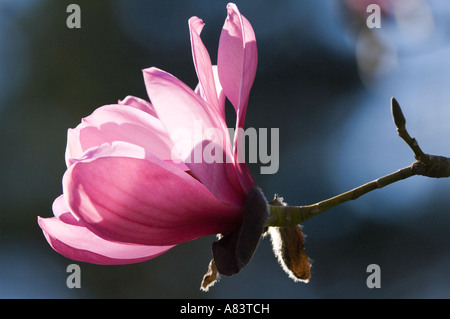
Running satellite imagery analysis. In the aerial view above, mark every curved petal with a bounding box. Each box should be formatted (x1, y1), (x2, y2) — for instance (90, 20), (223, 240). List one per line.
(189, 17), (225, 123)
(52, 193), (71, 219)
(217, 3), (257, 192)
(118, 95), (158, 118)
(65, 104), (174, 168)
(218, 3), (257, 120)
(195, 65), (226, 111)
(37, 195), (174, 265)
(63, 141), (243, 246)
(143, 67), (244, 206)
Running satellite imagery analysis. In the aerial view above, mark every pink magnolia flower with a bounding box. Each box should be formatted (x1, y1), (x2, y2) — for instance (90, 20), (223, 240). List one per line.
(38, 3), (266, 275)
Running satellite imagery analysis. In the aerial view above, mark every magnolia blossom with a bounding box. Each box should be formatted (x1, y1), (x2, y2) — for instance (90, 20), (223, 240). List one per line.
(38, 4), (265, 273)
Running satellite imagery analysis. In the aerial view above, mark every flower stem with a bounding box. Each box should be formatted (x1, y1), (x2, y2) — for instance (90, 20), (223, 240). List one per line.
(266, 98), (450, 227)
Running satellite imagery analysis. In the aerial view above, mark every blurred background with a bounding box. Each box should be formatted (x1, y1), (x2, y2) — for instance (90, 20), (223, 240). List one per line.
(1, 0), (450, 298)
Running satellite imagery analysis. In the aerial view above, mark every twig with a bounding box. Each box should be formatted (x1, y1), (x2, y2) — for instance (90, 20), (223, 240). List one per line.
(266, 98), (450, 227)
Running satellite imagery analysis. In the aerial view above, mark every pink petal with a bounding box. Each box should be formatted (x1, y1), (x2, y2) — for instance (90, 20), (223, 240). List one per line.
(38, 195), (174, 265)
(65, 104), (174, 168)
(217, 3), (258, 193)
(63, 141), (243, 246)
(195, 65), (225, 111)
(218, 3), (257, 119)
(52, 193), (70, 219)
(189, 17), (225, 123)
(118, 95), (158, 118)
(143, 67), (244, 206)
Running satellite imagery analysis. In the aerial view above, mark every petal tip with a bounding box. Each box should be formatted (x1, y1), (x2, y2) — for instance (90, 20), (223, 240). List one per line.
(142, 66), (159, 75)
(37, 216), (44, 226)
(188, 16), (203, 26)
(226, 3), (239, 14)
(143, 67), (172, 79)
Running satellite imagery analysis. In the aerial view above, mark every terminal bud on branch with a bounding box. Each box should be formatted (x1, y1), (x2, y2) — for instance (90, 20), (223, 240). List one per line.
(391, 97), (406, 129)
(392, 98), (450, 175)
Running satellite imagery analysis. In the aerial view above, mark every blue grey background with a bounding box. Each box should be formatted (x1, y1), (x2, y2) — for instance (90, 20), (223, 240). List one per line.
(1, 0), (450, 298)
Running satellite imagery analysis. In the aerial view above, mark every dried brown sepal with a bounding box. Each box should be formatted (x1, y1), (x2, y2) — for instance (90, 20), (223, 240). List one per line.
(268, 225), (311, 282)
(268, 194), (311, 282)
(200, 259), (220, 292)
